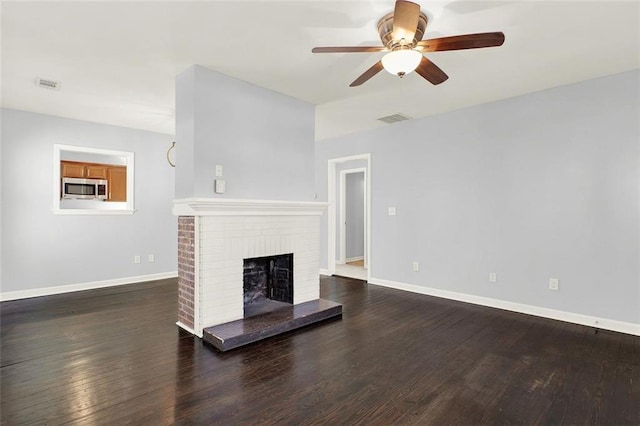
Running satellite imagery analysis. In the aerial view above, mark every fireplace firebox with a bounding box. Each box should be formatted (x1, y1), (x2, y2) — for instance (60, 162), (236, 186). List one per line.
(243, 253), (293, 316)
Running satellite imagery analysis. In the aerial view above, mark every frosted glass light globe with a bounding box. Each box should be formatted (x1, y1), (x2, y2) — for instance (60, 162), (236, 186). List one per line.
(381, 49), (422, 77)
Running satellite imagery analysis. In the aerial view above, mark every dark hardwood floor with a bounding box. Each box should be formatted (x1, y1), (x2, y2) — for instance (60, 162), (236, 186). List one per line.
(1, 276), (638, 425)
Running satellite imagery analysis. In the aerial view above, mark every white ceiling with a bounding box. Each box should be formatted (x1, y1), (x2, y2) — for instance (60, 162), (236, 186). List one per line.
(2, 1), (639, 141)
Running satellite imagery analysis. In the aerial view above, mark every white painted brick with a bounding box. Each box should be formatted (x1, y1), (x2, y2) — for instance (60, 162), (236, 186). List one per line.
(191, 208), (324, 328)
(200, 241), (225, 253)
(200, 266), (241, 279)
(294, 291), (318, 305)
(203, 301), (241, 315)
(202, 286), (241, 300)
(200, 253), (226, 264)
(202, 216), (243, 226)
(203, 300), (240, 314)
(201, 259), (239, 270)
(199, 231), (228, 242)
(202, 312), (242, 328)
(222, 223), (245, 231)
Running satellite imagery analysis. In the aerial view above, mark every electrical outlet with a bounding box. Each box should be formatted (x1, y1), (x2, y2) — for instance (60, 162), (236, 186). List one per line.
(412, 261), (419, 272)
(549, 278), (559, 291)
(134, 255), (141, 264)
(148, 254), (155, 263)
(489, 273), (497, 283)
(388, 207), (396, 216)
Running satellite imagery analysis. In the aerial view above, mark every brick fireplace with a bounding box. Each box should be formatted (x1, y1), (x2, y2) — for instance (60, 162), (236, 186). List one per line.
(173, 198), (339, 348)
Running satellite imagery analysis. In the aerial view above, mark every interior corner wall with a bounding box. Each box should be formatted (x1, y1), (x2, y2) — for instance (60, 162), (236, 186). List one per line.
(175, 65), (315, 201)
(315, 70), (640, 325)
(0, 109), (178, 295)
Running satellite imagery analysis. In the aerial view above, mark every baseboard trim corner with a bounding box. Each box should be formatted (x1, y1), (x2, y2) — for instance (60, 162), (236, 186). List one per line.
(176, 321), (201, 337)
(0, 272), (178, 302)
(368, 277), (640, 337)
(319, 268), (331, 276)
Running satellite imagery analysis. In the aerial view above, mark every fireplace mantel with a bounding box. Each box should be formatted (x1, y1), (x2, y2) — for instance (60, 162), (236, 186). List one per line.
(173, 198), (327, 216)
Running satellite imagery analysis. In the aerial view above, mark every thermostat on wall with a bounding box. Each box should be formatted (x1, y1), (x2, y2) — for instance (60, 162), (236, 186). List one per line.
(215, 179), (226, 194)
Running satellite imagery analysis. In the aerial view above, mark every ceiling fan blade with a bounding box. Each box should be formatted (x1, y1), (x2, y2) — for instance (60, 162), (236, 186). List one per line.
(350, 61), (385, 87)
(312, 46), (387, 53)
(417, 32), (505, 52)
(392, 0), (421, 42)
(415, 56), (448, 85)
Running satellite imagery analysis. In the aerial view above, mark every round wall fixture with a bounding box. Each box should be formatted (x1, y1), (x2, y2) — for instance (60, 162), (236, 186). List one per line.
(167, 141), (176, 167)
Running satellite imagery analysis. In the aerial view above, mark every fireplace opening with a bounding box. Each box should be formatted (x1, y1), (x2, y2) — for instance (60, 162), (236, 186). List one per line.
(243, 253), (293, 318)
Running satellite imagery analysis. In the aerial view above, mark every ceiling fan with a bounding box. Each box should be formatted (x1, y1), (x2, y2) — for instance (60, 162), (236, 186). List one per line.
(311, 0), (505, 87)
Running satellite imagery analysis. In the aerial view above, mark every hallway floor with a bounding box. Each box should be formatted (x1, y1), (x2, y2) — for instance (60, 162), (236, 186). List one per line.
(334, 262), (367, 280)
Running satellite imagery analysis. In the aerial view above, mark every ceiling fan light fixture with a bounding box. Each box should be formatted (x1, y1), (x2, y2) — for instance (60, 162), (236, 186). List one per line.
(311, 1), (505, 87)
(381, 48), (422, 77)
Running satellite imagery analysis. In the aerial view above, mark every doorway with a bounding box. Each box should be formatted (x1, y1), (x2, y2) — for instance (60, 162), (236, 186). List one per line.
(338, 169), (366, 279)
(327, 154), (371, 281)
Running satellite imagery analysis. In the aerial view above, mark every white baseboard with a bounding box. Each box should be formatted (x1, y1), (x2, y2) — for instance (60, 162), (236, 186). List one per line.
(0, 272), (178, 302)
(319, 268), (331, 276)
(176, 321), (202, 337)
(346, 256), (364, 263)
(368, 277), (640, 337)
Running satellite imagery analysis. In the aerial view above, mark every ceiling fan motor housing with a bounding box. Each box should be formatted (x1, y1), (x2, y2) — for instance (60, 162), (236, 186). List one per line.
(377, 11), (428, 49)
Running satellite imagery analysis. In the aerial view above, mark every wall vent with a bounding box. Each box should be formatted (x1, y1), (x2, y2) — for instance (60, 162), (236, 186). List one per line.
(377, 113), (412, 124)
(36, 78), (61, 91)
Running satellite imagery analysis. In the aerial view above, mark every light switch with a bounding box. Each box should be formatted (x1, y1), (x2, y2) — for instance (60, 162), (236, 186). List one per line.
(215, 179), (226, 194)
(388, 207), (396, 216)
(215, 165), (223, 177)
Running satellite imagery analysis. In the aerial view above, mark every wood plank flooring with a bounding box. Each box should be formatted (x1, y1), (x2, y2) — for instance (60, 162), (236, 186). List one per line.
(1, 276), (638, 425)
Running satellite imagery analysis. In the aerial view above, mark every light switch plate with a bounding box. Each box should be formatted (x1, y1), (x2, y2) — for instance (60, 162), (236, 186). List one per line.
(215, 165), (223, 177)
(215, 179), (226, 194)
(388, 207), (396, 216)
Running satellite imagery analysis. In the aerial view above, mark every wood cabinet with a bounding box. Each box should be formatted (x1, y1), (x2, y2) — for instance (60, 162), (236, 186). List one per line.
(107, 166), (127, 202)
(86, 165), (108, 179)
(61, 161), (87, 178)
(61, 160), (127, 202)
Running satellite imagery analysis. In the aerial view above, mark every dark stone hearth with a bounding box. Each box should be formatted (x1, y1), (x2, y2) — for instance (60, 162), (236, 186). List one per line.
(202, 299), (342, 352)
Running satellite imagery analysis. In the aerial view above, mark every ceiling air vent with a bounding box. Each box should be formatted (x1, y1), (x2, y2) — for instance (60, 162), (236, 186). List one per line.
(36, 78), (61, 91)
(377, 113), (412, 124)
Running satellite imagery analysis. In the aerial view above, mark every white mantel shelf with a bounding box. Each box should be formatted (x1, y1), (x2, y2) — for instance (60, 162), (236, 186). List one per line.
(173, 198), (328, 216)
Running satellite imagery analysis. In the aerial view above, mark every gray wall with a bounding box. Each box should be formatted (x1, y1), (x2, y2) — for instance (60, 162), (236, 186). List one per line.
(345, 171), (365, 259)
(175, 65), (315, 201)
(0, 109), (177, 293)
(316, 70), (640, 324)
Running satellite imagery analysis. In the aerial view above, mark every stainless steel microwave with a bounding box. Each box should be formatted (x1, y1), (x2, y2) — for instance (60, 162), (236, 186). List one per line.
(61, 177), (108, 200)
